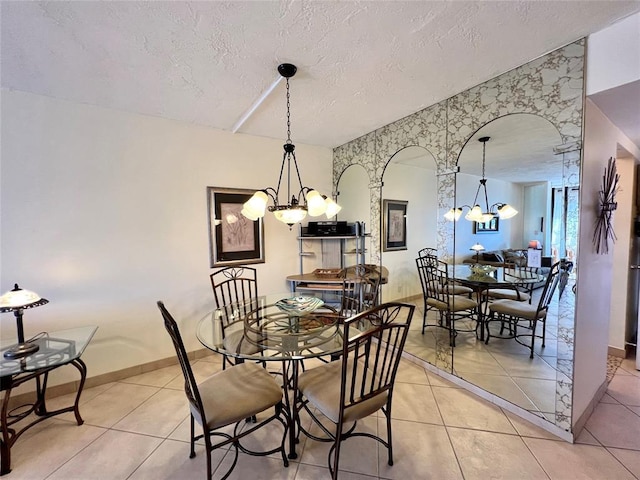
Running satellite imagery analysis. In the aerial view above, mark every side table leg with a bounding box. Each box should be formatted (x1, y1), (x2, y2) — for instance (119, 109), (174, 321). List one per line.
(0, 357), (89, 475)
(1, 385), (14, 476)
(70, 358), (88, 425)
(1, 437), (10, 476)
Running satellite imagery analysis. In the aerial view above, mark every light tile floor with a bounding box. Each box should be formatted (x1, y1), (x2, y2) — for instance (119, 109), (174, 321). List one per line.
(403, 288), (565, 417)
(5, 352), (639, 479)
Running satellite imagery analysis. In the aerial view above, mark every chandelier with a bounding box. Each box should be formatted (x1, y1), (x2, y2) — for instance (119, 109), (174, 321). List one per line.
(241, 63), (340, 228)
(445, 136), (518, 222)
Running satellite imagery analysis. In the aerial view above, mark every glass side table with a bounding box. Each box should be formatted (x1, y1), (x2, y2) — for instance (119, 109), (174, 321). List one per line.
(0, 326), (98, 475)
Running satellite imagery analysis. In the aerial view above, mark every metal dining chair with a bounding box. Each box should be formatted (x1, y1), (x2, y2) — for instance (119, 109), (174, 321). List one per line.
(485, 262), (561, 358)
(295, 302), (414, 480)
(210, 266), (260, 369)
(157, 301), (289, 479)
(339, 264), (382, 317)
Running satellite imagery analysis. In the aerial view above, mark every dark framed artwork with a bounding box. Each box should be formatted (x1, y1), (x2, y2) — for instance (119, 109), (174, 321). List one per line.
(473, 215), (500, 234)
(207, 187), (265, 267)
(383, 199), (408, 251)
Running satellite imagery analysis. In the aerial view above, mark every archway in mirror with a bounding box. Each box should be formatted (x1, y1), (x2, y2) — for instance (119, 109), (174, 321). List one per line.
(336, 164), (370, 236)
(379, 146), (449, 369)
(452, 113), (573, 424)
(381, 146), (439, 301)
(335, 164), (372, 269)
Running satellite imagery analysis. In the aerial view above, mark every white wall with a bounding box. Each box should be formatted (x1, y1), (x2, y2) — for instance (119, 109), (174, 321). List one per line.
(380, 162), (437, 301)
(453, 172), (524, 259)
(0, 89), (332, 385)
(587, 12), (640, 95)
(573, 99), (640, 424)
(609, 157), (638, 353)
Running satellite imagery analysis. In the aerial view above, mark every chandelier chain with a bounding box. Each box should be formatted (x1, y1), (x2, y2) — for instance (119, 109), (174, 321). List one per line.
(285, 78), (292, 144)
(481, 140), (486, 179)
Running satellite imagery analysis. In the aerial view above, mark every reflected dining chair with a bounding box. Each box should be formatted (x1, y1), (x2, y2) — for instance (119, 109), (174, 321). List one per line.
(157, 301), (289, 480)
(210, 266), (259, 369)
(417, 247), (438, 259)
(295, 302), (414, 480)
(415, 256), (475, 338)
(484, 263), (536, 304)
(558, 260), (574, 299)
(484, 262), (561, 358)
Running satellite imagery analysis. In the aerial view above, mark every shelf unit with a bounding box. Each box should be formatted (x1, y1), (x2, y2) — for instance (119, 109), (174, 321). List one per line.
(287, 224), (368, 295)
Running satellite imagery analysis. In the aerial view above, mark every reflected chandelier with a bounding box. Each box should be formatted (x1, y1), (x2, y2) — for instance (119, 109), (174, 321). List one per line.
(444, 136), (518, 222)
(241, 63), (341, 228)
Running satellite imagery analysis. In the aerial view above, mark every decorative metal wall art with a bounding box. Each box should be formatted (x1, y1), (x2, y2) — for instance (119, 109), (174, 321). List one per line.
(593, 157), (619, 254)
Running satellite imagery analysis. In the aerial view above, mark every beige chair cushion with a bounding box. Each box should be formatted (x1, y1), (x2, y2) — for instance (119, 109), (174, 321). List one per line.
(426, 295), (477, 312)
(437, 284), (473, 295)
(298, 358), (388, 424)
(486, 288), (530, 302)
(223, 329), (261, 355)
(193, 362), (282, 430)
(489, 299), (546, 321)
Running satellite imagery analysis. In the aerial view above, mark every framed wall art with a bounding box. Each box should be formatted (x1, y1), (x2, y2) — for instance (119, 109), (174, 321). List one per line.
(383, 199), (408, 251)
(207, 187), (265, 267)
(473, 216), (499, 234)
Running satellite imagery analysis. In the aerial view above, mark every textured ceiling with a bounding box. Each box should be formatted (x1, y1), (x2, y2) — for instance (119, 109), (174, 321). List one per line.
(2, 1), (639, 149)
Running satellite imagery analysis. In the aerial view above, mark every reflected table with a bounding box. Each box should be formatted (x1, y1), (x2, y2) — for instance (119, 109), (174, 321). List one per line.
(196, 293), (350, 459)
(0, 326), (98, 475)
(449, 265), (544, 340)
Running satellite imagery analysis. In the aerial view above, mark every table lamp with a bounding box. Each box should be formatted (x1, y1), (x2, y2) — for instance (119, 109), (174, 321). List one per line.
(0, 284), (48, 359)
(470, 243), (485, 263)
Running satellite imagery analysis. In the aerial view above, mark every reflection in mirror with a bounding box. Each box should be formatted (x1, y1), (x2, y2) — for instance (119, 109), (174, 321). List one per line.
(381, 146), (437, 300)
(336, 164), (371, 265)
(450, 114), (574, 424)
(336, 164), (369, 227)
(379, 146), (453, 371)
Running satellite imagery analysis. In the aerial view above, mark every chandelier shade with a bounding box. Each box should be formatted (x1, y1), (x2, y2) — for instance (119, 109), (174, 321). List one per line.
(0, 284), (49, 359)
(324, 197), (342, 218)
(445, 136), (518, 223)
(241, 63), (340, 228)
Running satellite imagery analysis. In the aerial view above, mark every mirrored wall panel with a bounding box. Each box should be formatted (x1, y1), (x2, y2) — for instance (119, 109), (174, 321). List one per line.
(452, 114), (573, 423)
(333, 40), (584, 434)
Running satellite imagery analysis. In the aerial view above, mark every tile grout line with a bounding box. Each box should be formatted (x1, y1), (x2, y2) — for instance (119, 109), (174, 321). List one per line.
(441, 424), (467, 479)
(602, 446), (640, 480)
(124, 437), (166, 480)
(518, 431), (554, 480)
(429, 379), (467, 478)
(42, 426), (111, 480)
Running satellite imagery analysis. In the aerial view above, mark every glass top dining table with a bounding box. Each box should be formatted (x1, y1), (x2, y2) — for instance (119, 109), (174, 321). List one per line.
(196, 292), (355, 460)
(447, 264), (545, 341)
(196, 293), (350, 362)
(449, 264), (544, 288)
